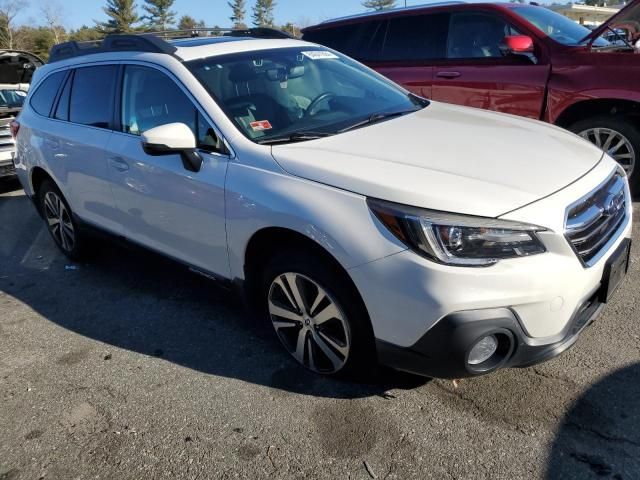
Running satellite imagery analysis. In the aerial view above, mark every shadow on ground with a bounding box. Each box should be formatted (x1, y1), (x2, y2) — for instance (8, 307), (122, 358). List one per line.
(0, 192), (428, 399)
(547, 363), (640, 479)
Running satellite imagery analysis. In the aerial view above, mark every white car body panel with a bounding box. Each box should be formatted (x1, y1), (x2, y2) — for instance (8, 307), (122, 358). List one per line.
(272, 102), (605, 217)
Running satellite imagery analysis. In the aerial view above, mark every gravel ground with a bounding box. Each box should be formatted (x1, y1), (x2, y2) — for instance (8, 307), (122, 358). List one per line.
(1, 177), (639, 480)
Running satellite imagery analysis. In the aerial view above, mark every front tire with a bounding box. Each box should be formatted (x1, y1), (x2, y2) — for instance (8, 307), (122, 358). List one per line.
(261, 250), (376, 377)
(569, 115), (640, 188)
(39, 180), (86, 260)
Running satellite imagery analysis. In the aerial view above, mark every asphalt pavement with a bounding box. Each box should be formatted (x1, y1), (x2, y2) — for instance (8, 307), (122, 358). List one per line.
(1, 177), (639, 480)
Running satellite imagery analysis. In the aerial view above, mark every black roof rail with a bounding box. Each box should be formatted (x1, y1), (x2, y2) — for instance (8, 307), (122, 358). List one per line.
(150, 27), (294, 40)
(49, 34), (178, 63)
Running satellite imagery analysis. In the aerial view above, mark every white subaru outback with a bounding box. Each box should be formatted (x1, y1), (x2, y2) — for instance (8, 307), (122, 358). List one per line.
(12, 32), (633, 379)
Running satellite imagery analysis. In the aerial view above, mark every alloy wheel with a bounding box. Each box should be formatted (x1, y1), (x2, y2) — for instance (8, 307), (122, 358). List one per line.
(43, 191), (75, 252)
(268, 272), (351, 374)
(579, 127), (636, 176)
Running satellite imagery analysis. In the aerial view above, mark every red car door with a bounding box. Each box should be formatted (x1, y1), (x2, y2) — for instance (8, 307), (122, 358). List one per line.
(431, 11), (550, 119)
(366, 13), (449, 99)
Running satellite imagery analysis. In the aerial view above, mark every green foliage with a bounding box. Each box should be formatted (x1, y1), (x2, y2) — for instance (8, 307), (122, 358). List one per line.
(99, 0), (140, 33)
(252, 0), (276, 27)
(177, 15), (205, 30)
(228, 0), (246, 28)
(362, 0), (396, 10)
(142, 0), (176, 31)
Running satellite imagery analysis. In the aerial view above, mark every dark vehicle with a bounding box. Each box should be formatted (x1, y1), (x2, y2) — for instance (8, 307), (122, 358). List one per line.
(303, 1), (640, 187)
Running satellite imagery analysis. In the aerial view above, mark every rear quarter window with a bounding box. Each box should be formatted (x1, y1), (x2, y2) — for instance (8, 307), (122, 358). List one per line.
(29, 71), (66, 116)
(303, 22), (387, 61)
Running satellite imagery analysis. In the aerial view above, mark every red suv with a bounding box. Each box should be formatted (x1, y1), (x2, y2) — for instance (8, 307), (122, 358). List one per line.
(302, 1), (640, 187)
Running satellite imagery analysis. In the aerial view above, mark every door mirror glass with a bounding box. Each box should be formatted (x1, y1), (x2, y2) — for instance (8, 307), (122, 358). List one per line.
(501, 35), (535, 54)
(141, 123), (203, 172)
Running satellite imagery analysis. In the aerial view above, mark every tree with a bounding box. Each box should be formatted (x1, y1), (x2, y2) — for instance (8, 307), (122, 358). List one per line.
(362, 0), (396, 11)
(0, 0), (26, 49)
(98, 0), (140, 33)
(41, 0), (67, 45)
(142, 0), (176, 31)
(177, 15), (205, 31)
(252, 0), (276, 27)
(228, 0), (246, 29)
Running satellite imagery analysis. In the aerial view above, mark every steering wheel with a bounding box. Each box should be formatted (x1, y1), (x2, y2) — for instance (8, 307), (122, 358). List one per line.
(304, 92), (336, 118)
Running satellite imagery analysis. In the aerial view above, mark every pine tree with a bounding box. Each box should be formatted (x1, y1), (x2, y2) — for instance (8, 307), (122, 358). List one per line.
(362, 0), (396, 11)
(142, 0), (176, 31)
(98, 0), (140, 33)
(228, 0), (246, 29)
(252, 0), (276, 27)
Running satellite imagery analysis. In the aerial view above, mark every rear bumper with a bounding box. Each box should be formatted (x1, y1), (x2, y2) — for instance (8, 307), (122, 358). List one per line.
(376, 289), (605, 379)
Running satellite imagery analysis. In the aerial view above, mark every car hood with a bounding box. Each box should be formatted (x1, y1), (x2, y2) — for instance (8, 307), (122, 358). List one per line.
(271, 102), (604, 217)
(582, 0), (640, 45)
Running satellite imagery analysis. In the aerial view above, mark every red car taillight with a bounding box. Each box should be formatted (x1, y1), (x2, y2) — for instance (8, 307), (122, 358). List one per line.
(9, 120), (19, 139)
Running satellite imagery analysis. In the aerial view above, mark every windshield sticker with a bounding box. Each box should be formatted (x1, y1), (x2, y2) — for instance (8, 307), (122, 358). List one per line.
(250, 120), (273, 131)
(301, 51), (339, 60)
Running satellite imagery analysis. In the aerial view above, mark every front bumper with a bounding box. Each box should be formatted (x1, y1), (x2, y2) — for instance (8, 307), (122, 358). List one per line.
(347, 160), (632, 378)
(376, 289), (604, 379)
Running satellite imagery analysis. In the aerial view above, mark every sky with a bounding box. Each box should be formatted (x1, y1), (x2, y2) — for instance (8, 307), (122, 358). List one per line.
(18, 0), (552, 30)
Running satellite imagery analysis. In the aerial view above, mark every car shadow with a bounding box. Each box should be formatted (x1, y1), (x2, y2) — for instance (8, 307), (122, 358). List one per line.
(546, 363), (640, 479)
(0, 177), (21, 194)
(0, 193), (429, 399)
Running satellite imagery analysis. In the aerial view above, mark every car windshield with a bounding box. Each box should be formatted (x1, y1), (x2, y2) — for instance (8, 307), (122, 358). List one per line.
(512, 5), (610, 47)
(0, 89), (26, 108)
(186, 46), (426, 144)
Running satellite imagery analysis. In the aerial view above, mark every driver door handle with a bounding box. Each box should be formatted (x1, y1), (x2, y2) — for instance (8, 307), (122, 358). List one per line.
(436, 71), (462, 79)
(108, 156), (130, 172)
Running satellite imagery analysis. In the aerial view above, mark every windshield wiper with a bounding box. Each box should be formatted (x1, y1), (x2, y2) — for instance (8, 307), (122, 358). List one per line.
(257, 131), (334, 145)
(338, 109), (419, 134)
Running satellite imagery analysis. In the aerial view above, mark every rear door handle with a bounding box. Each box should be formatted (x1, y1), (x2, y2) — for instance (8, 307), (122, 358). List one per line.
(108, 156), (130, 172)
(436, 71), (461, 79)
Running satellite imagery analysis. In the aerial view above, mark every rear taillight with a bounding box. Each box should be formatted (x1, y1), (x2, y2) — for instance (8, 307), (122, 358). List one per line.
(9, 120), (19, 139)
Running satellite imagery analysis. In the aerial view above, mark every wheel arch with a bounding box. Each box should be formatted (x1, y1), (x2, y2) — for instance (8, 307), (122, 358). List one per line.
(555, 98), (640, 129)
(29, 167), (56, 213)
(242, 227), (371, 322)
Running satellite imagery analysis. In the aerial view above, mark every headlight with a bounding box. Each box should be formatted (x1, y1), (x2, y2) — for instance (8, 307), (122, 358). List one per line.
(368, 198), (547, 267)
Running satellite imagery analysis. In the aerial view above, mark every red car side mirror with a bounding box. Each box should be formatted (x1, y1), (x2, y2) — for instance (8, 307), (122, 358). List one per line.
(502, 35), (535, 54)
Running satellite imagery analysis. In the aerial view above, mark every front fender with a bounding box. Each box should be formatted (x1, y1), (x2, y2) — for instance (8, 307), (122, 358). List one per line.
(225, 161), (406, 281)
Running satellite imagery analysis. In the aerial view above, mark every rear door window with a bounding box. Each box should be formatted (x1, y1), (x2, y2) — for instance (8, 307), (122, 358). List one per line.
(382, 14), (450, 62)
(69, 65), (118, 129)
(29, 71), (66, 116)
(448, 12), (520, 59)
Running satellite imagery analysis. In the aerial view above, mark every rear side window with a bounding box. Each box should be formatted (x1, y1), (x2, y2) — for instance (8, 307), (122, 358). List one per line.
(29, 71), (65, 116)
(304, 21), (386, 62)
(69, 65), (118, 129)
(54, 72), (72, 121)
(382, 14), (450, 61)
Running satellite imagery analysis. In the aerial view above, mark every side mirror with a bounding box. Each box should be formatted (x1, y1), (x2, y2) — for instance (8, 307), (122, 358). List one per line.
(141, 123), (203, 173)
(501, 35), (535, 54)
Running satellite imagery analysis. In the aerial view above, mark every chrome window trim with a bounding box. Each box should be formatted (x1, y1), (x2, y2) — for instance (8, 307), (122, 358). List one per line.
(563, 167), (632, 268)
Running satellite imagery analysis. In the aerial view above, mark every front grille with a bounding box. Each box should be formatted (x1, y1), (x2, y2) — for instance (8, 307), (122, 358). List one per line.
(565, 173), (629, 266)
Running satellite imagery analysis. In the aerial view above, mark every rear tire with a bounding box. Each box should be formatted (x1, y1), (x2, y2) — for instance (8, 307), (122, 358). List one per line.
(39, 180), (87, 260)
(261, 249), (377, 378)
(569, 115), (640, 189)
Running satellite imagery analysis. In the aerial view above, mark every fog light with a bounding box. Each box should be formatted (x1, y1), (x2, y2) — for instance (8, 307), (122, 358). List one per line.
(468, 335), (498, 365)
